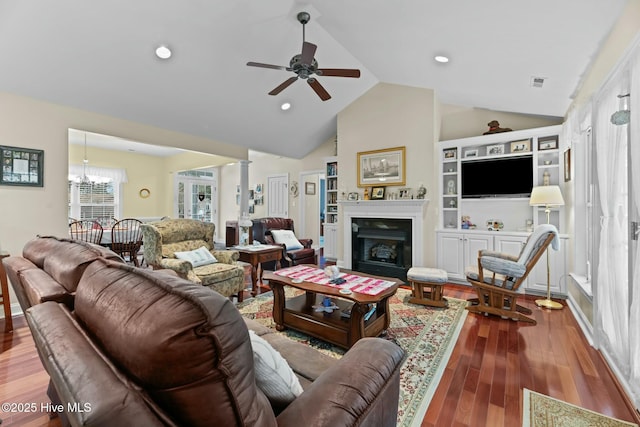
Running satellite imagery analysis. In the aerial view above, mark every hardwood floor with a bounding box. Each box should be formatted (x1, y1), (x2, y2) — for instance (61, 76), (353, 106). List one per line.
(1, 283), (638, 426)
(423, 284), (639, 427)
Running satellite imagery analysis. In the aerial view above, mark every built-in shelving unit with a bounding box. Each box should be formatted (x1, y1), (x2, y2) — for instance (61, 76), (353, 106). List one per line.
(436, 125), (568, 297)
(323, 156), (338, 260)
(438, 125), (564, 232)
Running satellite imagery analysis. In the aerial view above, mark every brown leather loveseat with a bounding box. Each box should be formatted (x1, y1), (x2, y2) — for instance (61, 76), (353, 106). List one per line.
(251, 217), (317, 266)
(23, 257), (404, 426)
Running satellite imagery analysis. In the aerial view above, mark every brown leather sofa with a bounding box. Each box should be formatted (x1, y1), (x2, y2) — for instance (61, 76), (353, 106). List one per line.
(2, 235), (123, 312)
(251, 217), (317, 266)
(25, 258), (404, 426)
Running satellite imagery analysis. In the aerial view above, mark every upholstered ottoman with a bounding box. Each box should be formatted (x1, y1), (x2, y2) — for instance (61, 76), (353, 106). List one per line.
(407, 267), (448, 308)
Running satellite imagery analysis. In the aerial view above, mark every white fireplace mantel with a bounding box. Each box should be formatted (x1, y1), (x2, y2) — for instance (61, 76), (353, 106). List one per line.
(339, 199), (429, 270)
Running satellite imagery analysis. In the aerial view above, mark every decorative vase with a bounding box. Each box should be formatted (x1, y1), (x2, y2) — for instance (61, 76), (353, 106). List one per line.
(238, 213), (252, 246)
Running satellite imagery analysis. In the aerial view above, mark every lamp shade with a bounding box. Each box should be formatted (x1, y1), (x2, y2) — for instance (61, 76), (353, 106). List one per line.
(529, 185), (564, 207)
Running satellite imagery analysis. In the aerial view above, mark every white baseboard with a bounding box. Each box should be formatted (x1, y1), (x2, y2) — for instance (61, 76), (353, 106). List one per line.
(567, 293), (594, 347)
(0, 302), (23, 320)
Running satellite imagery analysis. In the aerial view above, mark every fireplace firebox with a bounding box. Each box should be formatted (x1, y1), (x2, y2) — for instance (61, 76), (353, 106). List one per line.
(351, 218), (412, 281)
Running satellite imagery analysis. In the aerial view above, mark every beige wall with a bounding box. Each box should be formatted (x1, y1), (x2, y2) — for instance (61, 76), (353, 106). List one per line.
(439, 105), (562, 141)
(218, 140), (335, 243)
(571, 0), (640, 112)
(338, 83), (439, 266)
(68, 145), (234, 219)
(0, 92), (247, 258)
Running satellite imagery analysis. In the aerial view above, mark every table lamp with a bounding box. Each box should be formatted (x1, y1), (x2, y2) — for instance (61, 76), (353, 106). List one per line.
(529, 185), (564, 309)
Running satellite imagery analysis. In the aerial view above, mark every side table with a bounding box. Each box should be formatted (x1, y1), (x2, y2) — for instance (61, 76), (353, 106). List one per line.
(235, 245), (282, 297)
(1, 252), (13, 332)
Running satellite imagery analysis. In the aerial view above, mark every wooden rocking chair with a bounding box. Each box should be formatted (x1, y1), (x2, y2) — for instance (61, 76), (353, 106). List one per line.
(464, 224), (559, 325)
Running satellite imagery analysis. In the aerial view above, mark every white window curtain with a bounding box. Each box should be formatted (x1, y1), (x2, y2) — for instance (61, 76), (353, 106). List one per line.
(594, 78), (629, 374)
(628, 47), (640, 408)
(68, 165), (128, 183)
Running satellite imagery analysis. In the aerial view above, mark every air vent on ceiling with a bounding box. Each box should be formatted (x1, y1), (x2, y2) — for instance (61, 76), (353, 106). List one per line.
(531, 76), (546, 88)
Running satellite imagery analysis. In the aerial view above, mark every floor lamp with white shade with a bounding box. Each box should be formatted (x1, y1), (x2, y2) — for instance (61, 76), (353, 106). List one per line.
(529, 185), (564, 309)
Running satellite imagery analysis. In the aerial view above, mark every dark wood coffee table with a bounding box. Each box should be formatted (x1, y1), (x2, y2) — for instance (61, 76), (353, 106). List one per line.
(263, 267), (401, 349)
(235, 245), (282, 296)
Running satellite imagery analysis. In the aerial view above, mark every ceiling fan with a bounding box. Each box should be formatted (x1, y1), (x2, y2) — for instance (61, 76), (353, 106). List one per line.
(247, 11), (361, 101)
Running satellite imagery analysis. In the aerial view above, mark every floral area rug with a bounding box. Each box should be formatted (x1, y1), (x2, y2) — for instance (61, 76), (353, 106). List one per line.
(237, 287), (468, 427)
(523, 389), (638, 427)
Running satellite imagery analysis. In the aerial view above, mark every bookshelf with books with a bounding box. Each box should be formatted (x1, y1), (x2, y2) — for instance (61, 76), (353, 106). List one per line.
(324, 156), (338, 260)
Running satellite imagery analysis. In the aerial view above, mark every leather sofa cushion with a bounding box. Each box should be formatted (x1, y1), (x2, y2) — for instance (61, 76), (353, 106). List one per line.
(74, 259), (275, 427)
(21, 236), (122, 293)
(20, 268), (74, 308)
(243, 318), (337, 385)
(23, 237), (63, 268)
(287, 248), (315, 261)
(26, 302), (173, 427)
(2, 256), (38, 311)
(261, 218), (294, 231)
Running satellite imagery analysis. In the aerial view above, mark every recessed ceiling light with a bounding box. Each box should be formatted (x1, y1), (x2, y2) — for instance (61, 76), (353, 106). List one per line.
(281, 102), (291, 111)
(434, 55), (449, 63)
(155, 45), (172, 59)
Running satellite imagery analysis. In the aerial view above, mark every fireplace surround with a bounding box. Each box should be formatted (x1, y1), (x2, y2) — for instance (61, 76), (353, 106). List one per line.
(340, 199), (429, 281)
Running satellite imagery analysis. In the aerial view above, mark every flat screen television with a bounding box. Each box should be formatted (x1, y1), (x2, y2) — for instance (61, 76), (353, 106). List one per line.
(461, 155), (533, 198)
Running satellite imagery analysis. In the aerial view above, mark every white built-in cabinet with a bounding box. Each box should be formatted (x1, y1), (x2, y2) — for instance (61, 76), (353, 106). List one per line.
(438, 233), (492, 281)
(323, 157), (338, 261)
(437, 230), (568, 297)
(436, 125), (568, 297)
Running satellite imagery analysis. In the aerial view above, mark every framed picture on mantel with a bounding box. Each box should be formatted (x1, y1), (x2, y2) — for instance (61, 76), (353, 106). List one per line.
(357, 146), (406, 187)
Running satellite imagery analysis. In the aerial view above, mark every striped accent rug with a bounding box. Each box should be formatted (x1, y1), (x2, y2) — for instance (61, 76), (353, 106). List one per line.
(237, 287), (468, 426)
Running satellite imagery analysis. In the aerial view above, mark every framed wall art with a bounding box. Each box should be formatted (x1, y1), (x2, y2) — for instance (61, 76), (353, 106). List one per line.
(1, 145), (44, 187)
(564, 148), (571, 182)
(357, 146), (405, 187)
(305, 182), (316, 195)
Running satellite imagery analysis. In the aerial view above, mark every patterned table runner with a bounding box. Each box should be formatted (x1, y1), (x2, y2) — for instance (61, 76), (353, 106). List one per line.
(274, 265), (397, 295)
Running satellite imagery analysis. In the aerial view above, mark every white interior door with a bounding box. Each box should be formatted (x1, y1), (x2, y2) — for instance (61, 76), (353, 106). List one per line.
(267, 173), (288, 217)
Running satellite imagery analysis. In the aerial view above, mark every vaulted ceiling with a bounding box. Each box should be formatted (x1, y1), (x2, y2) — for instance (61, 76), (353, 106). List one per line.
(0, 1), (627, 158)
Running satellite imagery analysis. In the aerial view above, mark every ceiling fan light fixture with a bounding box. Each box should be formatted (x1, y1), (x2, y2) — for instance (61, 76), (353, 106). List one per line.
(155, 45), (172, 59)
(246, 11), (360, 101)
(434, 55), (449, 63)
(281, 102), (291, 111)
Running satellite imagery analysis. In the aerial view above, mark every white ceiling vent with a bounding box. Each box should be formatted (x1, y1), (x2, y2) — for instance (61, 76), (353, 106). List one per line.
(531, 76), (546, 88)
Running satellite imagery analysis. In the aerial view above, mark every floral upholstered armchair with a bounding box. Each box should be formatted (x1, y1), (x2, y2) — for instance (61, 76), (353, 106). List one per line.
(141, 218), (246, 301)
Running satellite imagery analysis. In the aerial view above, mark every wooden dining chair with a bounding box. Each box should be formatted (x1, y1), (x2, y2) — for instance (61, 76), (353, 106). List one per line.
(69, 220), (104, 245)
(111, 218), (143, 266)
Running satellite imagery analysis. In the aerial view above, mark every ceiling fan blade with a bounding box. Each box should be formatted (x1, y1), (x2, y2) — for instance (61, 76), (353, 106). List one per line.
(269, 77), (298, 96)
(307, 78), (331, 101)
(247, 62), (289, 71)
(300, 42), (317, 66)
(317, 68), (361, 78)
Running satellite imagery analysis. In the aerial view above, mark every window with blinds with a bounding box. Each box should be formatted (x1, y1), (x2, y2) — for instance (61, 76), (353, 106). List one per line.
(68, 181), (119, 225)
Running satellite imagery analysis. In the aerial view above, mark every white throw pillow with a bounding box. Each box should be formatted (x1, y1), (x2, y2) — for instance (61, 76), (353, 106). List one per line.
(270, 229), (303, 250)
(248, 330), (303, 403)
(174, 246), (218, 267)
